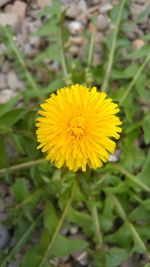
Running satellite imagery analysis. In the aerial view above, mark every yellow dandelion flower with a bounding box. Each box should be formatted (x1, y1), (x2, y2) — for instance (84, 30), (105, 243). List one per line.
(36, 84), (122, 172)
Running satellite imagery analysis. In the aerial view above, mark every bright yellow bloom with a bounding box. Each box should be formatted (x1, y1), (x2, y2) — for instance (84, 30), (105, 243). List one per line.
(36, 84), (122, 172)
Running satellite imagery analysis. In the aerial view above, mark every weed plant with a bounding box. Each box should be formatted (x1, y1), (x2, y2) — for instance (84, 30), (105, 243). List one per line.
(0, 0), (150, 266)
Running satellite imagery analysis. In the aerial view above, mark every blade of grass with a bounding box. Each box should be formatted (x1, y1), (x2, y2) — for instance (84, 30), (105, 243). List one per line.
(85, 17), (97, 85)
(38, 179), (77, 267)
(111, 193), (150, 257)
(0, 213), (42, 267)
(58, 28), (72, 85)
(2, 27), (43, 100)
(120, 53), (150, 104)
(91, 205), (103, 250)
(112, 163), (150, 192)
(101, 0), (126, 92)
(0, 158), (46, 176)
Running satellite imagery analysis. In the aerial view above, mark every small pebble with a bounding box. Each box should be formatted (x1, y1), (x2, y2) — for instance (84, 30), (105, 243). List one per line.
(0, 0), (11, 7)
(65, 0), (88, 19)
(132, 39), (145, 50)
(109, 149), (121, 162)
(93, 53), (103, 66)
(4, 3), (13, 12)
(0, 89), (16, 104)
(69, 45), (79, 56)
(37, 0), (52, 8)
(0, 213), (7, 221)
(68, 21), (84, 34)
(70, 36), (84, 45)
(30, 36), (40, 47)
(100, 3), (112, 13)
(59, 262), (72, 267)
(130, 2), (149, 22)
(7, 71), (22, 90)
(97, 14), (109, 31)
(12, 1), (27, 19)
(109, 154), (118, 162)
(0, 74), (7, 89)
(0, 13), (19, 28)
(0, 55), (5, 66)
(0, 224), (9, 249)
(69, 226), (78, 234)
(1, 61), (11, 74)
(95, 32), (105, 44)
(72, 251), (88, 266)
(8, 261), (19, 267)
(0, 199), (4, 212)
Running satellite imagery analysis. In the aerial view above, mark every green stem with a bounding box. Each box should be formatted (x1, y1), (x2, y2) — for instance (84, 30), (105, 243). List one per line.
(2, 27), (43, 100)
(85, 21), (97, 85)
(38, 179), (77, 267)
(87, 26), (96, 67)
(59, 28), (71, 85)
(0, 158), (45, 176)
(101, 0), (126, 92)
(0, 213), (42, 267)
(120, 53), (150, 104)
(91, 205), (103, 249)
(111, 194), (149, 255)
(113, 163), (150, 192)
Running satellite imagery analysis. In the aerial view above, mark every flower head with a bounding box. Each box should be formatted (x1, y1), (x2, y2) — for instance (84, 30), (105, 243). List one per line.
(36, 84), (122, 172)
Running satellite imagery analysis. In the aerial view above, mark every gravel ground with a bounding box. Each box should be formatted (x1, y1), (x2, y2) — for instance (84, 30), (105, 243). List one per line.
(0, 0), (150, 266)
(0, 0), (149, 104)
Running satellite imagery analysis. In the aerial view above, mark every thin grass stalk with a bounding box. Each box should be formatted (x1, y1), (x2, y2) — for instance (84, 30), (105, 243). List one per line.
(85, 19), (97, 85)
(2, 27), (43, 100)
(101, 0), (126, 92)
(111, 193), (150, 257)
(91, 205), (103, 249)
(0, 213), (42, 267)
(113, 163), (150, 192)
(58, 28), (72, 85)
(0, 159), (45, 176)
(38, 179), (77, 267)
(120, 53), (150, 104)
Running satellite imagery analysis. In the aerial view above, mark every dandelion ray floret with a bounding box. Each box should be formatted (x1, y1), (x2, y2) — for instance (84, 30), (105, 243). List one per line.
(36, 84), (122, 172)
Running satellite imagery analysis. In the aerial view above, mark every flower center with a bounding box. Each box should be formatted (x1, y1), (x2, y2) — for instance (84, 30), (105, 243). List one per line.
(67, 116), (85, 138)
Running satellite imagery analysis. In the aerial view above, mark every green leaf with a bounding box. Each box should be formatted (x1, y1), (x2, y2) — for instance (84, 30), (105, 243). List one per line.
(22, 247), (52, 267)
(11, 134), (25, 154)
(34, 45), (61, 64)
(101, 215), (113, 232)
(47, 79), (65, 94)
(106, 225), (132, 247)
(106, 247), (131, 267)
(125, 46), (150, 59)
(11, 178), (29, 202)
(0, 108), (27, 128)
(49, 234), (88, 258)
(137, 149), (150, 187)
(44, 202), (58, 235)
(136, 7), (150, 23)
(135, 74), (149, 102)
(136, 224), (150, 243)
(21, 247), (41, 267)
(0, 137), (7, 168)
(35, 21), (59, 37)
(37, 0), (61, 18)
(129, 205), (150, 222)
(67, 208), (93, 235)
(0, 93), (21, 118)
(142, 114), (150, 144)
(111, 64), (139, 79)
